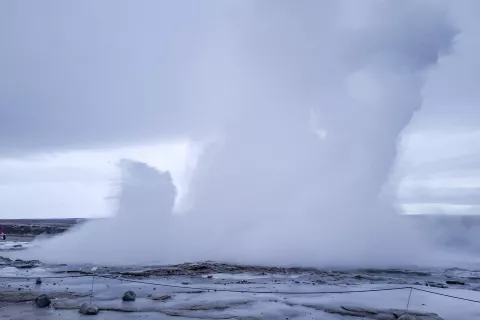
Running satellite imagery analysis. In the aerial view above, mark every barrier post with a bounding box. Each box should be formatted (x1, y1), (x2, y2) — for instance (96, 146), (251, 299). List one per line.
(89, 267), (98, 304)
(406, 287), (413, 310)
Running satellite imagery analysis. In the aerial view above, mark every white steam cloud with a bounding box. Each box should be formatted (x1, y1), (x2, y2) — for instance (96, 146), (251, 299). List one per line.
(19, 0), (459, 267)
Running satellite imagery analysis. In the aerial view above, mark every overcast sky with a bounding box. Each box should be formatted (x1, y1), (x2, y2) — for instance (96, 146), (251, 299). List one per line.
(0, 1), (479, 218)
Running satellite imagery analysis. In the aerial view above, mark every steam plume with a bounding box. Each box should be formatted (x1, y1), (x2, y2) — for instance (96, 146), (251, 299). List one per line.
(19, 0), (458, 267)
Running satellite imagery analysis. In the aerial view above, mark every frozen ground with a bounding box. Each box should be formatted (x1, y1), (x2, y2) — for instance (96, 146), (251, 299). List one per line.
(1, 240), (480, 319)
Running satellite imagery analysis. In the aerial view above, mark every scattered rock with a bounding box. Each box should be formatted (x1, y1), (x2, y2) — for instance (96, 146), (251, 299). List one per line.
(235, 280), (253, 284)
(122, 290), (136, 301)
(35, 294), (51, 308)
(79, 303), (99, 315)
(13, 244), (22, 248)
(446, 280), (465, 285)
(35, 277), (42, 285)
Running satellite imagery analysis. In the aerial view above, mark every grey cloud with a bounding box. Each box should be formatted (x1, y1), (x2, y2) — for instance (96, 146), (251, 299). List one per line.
(0, 1), (220, 154)
(0, 165), (110, 185)
(0, 0), (478, 156)
(401, 186), (480, 206)
(398, 151), (480, 207)
(407, 152), (480, 178)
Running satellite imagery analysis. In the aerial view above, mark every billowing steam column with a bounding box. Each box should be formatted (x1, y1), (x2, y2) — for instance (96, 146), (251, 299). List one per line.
(116, 159), (176, 222)
(16, 1), (463, 267)
(15, 159), (178, 265)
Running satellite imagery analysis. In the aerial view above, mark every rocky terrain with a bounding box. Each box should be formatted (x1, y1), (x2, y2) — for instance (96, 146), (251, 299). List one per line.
(1, 243), (480, 319)
(0, 219), (84, 236)
(2, 218), (480, 319)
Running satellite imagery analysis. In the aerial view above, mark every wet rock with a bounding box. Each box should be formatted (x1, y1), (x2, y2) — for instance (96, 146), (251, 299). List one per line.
(445, 280), (465, 285)
(12, 259), (40, 269)
(35, 294), (51, 308)
(0, 290), (88, 303)
(293, 303), (444, 320)
(79, 303), (99, 315)
(122, 290), (136, 301)
(341, 306), (378, 315)
(151, 295), (172, 301)
(426, 282), (448, 289)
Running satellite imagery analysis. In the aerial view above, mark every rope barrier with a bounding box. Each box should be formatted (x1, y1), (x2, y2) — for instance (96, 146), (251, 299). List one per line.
(1, 273), (480, 303)
(413, 287), (480, 304)
(97, 274), (412, 295)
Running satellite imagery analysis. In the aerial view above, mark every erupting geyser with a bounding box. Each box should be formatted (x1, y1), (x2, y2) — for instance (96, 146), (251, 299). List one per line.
(19, 0), (458, 267)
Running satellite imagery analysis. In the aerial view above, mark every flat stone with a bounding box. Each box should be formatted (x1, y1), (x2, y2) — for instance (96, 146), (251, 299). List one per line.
(341, 306), (378, 314)
(151, 295), (172, 301)
(319, 305), (444, 320)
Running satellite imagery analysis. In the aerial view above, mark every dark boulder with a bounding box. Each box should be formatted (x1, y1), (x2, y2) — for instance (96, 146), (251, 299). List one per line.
(35, 294), (51, 308)
(122, 290), (136, 301)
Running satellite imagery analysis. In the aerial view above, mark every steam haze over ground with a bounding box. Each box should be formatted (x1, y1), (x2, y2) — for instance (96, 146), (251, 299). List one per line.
(2, 1), (480, 268)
